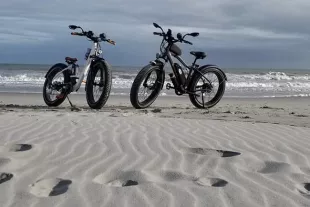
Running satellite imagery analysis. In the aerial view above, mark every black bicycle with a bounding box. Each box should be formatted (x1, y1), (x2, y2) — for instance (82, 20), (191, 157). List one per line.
(130, 23), (227, 109)
(43, 25), (115, 109)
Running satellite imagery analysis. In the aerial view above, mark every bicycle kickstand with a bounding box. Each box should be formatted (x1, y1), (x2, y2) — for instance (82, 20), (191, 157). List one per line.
(66, 95), (80, 111)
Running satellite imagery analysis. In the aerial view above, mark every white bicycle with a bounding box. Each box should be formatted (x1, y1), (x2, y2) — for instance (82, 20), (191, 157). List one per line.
(43, 24), (115, 109)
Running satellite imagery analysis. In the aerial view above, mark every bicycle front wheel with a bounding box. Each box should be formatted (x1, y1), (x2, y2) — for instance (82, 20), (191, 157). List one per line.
(85, 60), (112, 109)
(130, 64), (164, 109)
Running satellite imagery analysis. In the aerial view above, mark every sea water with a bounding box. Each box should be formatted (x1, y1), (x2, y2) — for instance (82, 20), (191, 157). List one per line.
(0, 63), (310, 98)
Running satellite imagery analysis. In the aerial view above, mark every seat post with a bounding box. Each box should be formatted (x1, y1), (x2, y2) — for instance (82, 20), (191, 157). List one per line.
(192, 57), (198, 67)
(72, 64), (77, 75)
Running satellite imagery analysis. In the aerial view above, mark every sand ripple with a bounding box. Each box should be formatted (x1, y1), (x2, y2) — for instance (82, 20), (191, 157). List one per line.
(0, 112), (310, 206)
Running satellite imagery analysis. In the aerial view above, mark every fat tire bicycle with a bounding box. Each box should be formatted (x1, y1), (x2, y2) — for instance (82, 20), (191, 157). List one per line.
(130, 23), (227, 109)
(43, 24), (116, 109)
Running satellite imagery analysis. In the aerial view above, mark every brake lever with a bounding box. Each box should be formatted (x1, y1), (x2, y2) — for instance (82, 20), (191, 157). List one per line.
(183, 39), (193, 45)
(187, 41), (193, 45)
(76, 26), (85, 33)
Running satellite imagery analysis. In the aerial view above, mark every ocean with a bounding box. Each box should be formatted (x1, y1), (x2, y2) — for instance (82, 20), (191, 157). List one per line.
(0, 63), (310, 98)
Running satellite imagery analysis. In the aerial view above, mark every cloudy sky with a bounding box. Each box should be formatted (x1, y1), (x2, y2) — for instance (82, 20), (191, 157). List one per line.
(1, 0), (310, 69)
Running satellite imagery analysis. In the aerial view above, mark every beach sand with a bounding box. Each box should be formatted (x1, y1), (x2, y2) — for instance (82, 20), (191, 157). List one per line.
(0, 92), (310, 206)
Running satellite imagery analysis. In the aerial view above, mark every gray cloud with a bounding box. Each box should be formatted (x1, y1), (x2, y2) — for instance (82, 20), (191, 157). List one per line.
(0, 0), (309, 68)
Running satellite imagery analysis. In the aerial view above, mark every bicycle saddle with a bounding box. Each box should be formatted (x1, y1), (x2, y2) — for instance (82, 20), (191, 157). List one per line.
(65, 57), (78, 64)
(190, 51), (206, 59)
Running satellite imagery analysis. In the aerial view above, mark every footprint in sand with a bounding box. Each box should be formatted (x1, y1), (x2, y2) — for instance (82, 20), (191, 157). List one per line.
(182, 147), (241, 157)
(93, 170), (150, 187)
(107, 179), (139, 187)
(258, 161), (292, 174)
(194, 177), (228, 187)
(0, 173), (13, 184)
(296, 183), (310, 197)
(93, 170), (228, 188)
(8, 144), (32, 152)
(29, 178), (72, 197)
(240, 160), (295, 175)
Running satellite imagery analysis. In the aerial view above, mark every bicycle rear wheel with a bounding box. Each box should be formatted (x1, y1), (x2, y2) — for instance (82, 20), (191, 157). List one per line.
(188, 67), (226, 109)
(43, 64), (70, 107)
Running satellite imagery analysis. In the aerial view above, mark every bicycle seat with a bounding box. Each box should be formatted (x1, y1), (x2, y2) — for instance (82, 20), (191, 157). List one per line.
(190, 51), (206, 59)
(65, 57), (78, 64)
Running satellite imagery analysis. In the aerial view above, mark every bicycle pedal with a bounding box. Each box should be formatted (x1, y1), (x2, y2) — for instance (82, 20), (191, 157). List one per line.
(166, 83), (174, 90)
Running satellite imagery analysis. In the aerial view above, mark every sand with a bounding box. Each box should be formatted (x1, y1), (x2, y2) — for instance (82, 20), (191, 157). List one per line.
(0, 92), (310, 207)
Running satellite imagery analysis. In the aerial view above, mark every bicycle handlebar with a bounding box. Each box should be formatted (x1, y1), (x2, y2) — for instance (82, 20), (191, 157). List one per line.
(69, 25), (115, 45)
(152, 24), (195, 46)
(153, 31), (193, 45)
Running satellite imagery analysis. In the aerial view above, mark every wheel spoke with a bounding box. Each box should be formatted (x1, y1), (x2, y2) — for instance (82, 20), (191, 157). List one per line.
(46, 73), (65, 102)
(90, 67), (105, 103)
(192, 70), (223, 107)
(138, 70), (158, 103)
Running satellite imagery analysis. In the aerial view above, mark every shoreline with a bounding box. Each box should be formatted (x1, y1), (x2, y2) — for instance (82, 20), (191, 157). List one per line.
(1, 92), (309, 128)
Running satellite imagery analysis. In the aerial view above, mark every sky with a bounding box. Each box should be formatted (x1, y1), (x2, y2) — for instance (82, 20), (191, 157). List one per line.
(1, 0), (310, 69)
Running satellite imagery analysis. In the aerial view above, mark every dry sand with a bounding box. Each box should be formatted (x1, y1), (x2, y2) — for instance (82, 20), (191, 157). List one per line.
(0, 92), (310, 207)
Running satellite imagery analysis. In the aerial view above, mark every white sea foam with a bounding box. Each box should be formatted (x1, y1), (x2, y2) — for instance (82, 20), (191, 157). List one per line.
(1, 71), (310, 98)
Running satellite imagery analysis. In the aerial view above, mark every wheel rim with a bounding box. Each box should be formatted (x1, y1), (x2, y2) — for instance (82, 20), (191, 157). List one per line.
(137, 69), (159, 104)
(91, 66), (105, 103)
(193, 72), (221, 106)
(45, 72), (66, 102)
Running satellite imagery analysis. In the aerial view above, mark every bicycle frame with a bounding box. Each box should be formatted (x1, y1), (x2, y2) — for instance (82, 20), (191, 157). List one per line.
(159, 45), (212, 91)
(53, 42), (101, 92)
(166, 50), (196, 87)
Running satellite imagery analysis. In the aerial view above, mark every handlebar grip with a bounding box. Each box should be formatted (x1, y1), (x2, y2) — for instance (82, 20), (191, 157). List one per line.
(71, 32), (83, 36)
(107, 39), (116, 45)
(153, 32), (162, 36)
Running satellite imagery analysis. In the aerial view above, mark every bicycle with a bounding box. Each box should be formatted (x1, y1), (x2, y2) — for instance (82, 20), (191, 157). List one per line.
(130, 23), (227, 109)
(43, 24), (116, 109)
